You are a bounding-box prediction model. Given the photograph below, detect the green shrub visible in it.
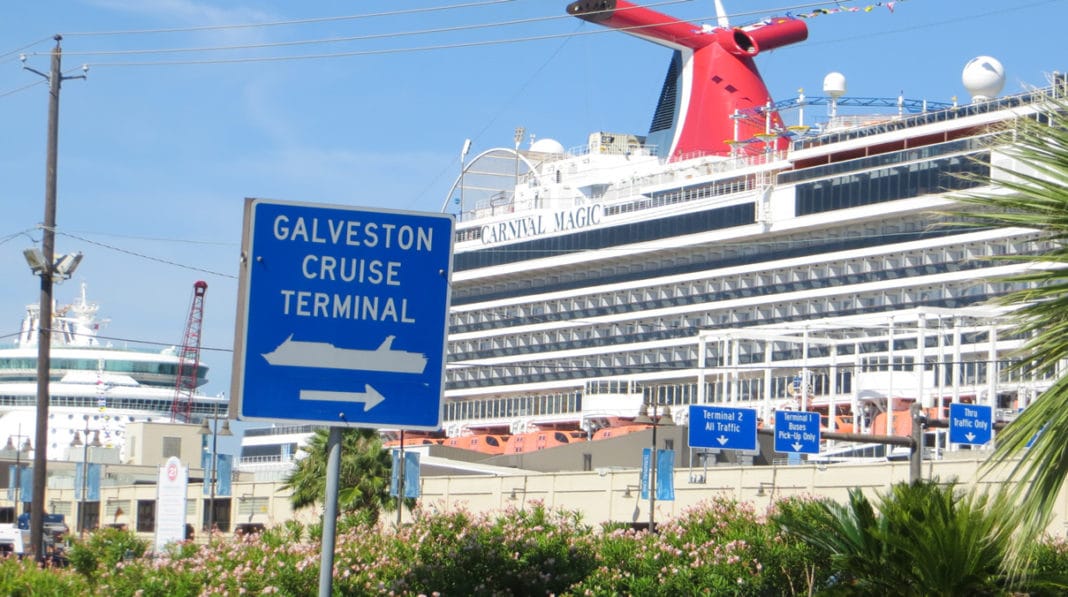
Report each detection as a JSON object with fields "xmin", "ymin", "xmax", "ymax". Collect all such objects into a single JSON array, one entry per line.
[{"xmin": 68, "ymin": 526, "xmax": 148, "ymax": 580}]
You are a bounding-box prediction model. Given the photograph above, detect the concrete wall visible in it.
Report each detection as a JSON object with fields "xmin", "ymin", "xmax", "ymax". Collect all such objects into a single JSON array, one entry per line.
[{"xmin": 34, "ymin": 453, "xmax": 1066, "ymax": 544}]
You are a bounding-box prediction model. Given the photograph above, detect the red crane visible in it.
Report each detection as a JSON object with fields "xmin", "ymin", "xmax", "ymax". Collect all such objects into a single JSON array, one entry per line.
[{"xmin": 172, "ymin": 281, "xmax": 207, "ymax": 422}]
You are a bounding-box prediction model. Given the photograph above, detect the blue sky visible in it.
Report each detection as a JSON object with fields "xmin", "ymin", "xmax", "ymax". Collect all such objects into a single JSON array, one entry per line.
[{"xmin": 1, "ymin": 0, "xmax": 1064, "ymax": 409}]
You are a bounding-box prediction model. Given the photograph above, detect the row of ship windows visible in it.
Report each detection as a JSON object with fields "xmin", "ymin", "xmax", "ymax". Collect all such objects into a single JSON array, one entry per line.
[
  {"xmin": 443, "ymin": 391, "xmax": 582, "ymax": 422},
  {"xmin": 795, "ymin": 153, "xmax": 989, "ymax": 216},
  {"xmin": 0, "ymin": 357, "xmax": 205, "ymax": 380},
  {"xmin": 444, "ymin": 356, "xmax": 1050, "ymax": 426},
  {"xmin": 448, "ymin": 237, "xmax": 1040, "ymax": 358},
  {"xmin": 0, "ymin": 394, "xmax": 217, "ymax": 417},
  {"xmin": 444, "ymin": 284, "xmax": 1024, "ymax": 390},
  {"xmin": 443, "ymin": 359, "xmax": 1023, "ymax": 425},
  {"xmin": 453, "ymin": 151, "xmax": 986, "ymax": 275},
  {"xmin": 607, "ymin": 176, "xmax": 751, "ymax": 216},
  {"xmin": 453, "ymin": 214, "xmax": 940, "ymax": 306},
  {"xmin": 448, "ymin": 281, "xmax": 1016, "ymax": 367},
  {"xmin": 453, "ymin": 203, "xmax": 754, "ymax": 272},
  {"xmin": 452, "ymin": 224, "xmax": 995, "ymax": 331},
  {"xmin": 448, "ymin": 311, "xmax": 1012, "ymax": 391},
  {"xmin": 778, "ymin": 136, "xmax": 990, "ymax": 185}
]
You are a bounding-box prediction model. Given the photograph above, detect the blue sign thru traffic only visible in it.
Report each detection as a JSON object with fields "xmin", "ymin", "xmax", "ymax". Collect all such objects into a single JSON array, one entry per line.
[
  {"xmin": 774, "ymin": 411, "xmax": 820, "ymax": 454},
  {"xmin": 232, "ymin": 198, "xmax": 454, "ymax": 429},
  {"xmin": 949, "ymin": 403, "xmax": 993, "ymax": 445},
  {"xmin": 688, "ymin": 405, "xmax": 758, "ymax": 451}
]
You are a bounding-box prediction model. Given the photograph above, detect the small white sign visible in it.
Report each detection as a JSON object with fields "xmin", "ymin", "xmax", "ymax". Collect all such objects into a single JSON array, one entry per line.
[{"xmin": 154, "ymin": 457, "xmax": 188, "ymax": 552}]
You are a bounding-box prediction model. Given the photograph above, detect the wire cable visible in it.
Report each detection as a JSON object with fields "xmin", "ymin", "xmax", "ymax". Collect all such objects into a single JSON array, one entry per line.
[
  {"xmin": 61, "ymin": 0, "xmax": 520, "ymax": 37},
  {"xmin": 57, "ymin": 231, "xmax": 237, "ymax": 279},
  {"xmin": 0, "ymin": 36, "xmax": 53, "ymax": 61}
]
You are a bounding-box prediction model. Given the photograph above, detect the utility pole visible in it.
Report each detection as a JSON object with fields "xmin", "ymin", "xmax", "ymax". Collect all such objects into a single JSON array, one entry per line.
[{"xmin": 23, "ymin": 35, "xmax": 86, "ymax": 564}]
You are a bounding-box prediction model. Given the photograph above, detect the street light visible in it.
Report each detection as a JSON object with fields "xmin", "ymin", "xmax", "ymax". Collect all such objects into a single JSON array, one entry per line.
[
  {"xmin": 513, "ymin": 126, "xmax": 525, "ymax": 188},
  {"xmin": 635, "ymin": 400, "xmax": 674, "ymax": 532},
  {"xmin": 199, "ymin": 405, "xmax": 232, "ymax": 533},
  {"xmin": 70, "ymin": 416, "xmax": 101, "ymax": 538}
]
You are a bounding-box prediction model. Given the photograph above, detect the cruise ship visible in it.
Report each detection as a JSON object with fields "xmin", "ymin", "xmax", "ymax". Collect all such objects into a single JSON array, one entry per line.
[
  {"xmin": 241, "ymin": 1, "xmax": 1065, "ymax": 468},
  {"xmin": 0, "ymin": 283, "xmax": 226, "ymax": 460}
]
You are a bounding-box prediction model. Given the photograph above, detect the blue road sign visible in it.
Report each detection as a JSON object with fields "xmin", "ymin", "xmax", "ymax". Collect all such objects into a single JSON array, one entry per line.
[
  {"xmin": 949, "ymin": 403, "xmax": 993, "ymax": 445},
  {"xmin": 232, "ymin": 198, "xmax": 454, "ymax": 430},
  {"xmin": 688, "ymin": 405, "xmax": 758, "ymax": 451},
  {"xmin": 774, "ymin": 410, "xmax": 820, "ymax": 454}
]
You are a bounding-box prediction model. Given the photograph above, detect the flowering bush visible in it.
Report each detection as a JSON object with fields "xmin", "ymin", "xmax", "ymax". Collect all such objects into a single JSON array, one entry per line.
[
  {"xmin": 569, "ymin": 496, "xmax": 824, "ymax": 596},
  {"xmin": 12, "ymin": 493, "xmax": 1068, "ymax": 595}
]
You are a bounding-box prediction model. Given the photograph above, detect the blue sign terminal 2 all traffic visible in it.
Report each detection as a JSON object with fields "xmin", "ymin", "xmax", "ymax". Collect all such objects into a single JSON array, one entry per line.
[
  {"xmin": 774, "ymin": 411, "xmax": 820, "ymax": 455},
  {"xmin": 231, "ymin": 198, "xmax": 454, "ymax": 430},
  {"xmin": 949, "ymin": 403, "xmax": 993, "ymax": 446},
  {"xmin": 688, "ymin": 405, "xmax": 758, "ymax": 451}
]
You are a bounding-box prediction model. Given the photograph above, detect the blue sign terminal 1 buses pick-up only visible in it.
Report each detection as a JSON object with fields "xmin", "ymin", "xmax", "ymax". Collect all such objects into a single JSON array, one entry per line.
[
  {"xmin": 774, "ymin": 410, "xmax": 820, "ymax": 455},
  {"xmin": 231, "ymin": 198, "xmax": 454, "ymax": 430}
]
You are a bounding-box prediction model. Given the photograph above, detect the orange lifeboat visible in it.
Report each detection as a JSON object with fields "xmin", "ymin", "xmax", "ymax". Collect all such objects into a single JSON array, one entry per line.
[
  {"xmin": 442, "ymin": 434, "xmax": 508, "ymax": 455},
  {"xmin": 591, "ymin": 424, "xmax": 650, "ymax": 441},
  {"xmin": 505, "ymin": 430, "xmax": 586, "ymax": 454},
  {"xmin": 383, "ymin": 436, "xmax": 441, "ymax": 448}
]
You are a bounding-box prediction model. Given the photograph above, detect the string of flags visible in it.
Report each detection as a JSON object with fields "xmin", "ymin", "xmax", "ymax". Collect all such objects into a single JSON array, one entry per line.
[{"xmin": 788, "ymin": 0, "xmax": 908, "ymax": 19}]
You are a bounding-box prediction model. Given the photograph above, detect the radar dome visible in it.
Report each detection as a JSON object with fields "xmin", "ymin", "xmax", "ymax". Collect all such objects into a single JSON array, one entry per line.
[
  {"xmin": 823, "ymin": 72, "xmax": 847, "ymax": 98},
  {"xmin": 962, "ymin": 56, "xmax": 1005, "ymax": 101},
  {"xmin": 530, "ymin": 138, "xmax": 566, "ymax": 155}
]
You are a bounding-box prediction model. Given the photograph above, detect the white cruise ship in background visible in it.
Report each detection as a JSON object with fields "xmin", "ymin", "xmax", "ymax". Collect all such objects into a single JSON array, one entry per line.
[
  {"xmin": 0, "ymin": 283, "xmax": 225, "ymax": 462},
  {"xmin": 240, "ymin": 0, "xmax": 1066, "ymax": 470}
]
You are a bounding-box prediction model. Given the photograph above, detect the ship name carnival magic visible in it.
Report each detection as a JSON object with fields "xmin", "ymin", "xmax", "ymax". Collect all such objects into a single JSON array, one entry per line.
[{"xmin": 240, "ymin": 0, "xmax": 1068, "ymax": 468}]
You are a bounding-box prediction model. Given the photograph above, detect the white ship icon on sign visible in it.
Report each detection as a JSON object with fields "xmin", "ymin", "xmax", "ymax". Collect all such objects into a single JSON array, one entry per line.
[{"xmin": 262, "ymin": 334, "xmax": 428, "ymax": 375}]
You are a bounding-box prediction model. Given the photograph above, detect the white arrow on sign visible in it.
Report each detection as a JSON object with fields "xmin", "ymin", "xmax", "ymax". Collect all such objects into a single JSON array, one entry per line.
[
  {"xmin": 791, "ymin": 442, "xmax": 804, "ymax": 452},
  {"xmin": 716, "ymin": 436, "xmax": 728, "ymax": 445},
  {"xmin": 964, "ymin": 432, "xmax": 976, "ymax": 442},
  {"xmin": 299, "ymin": 385, "xmax": 386, "ymax": 411}
]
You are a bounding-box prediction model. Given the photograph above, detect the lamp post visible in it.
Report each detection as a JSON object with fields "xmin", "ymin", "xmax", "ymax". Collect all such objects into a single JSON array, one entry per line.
[
  {"xmin": 199, "ymin": 404, "xmax": 231, "ymax": 533},
  {"xmin": 70, "ymin": 415, "xmax": 101, "ymax": 538},
  {"xmin": 513, "ymin": 126, "xmax": 525, "ymax": 188},
  {"xmin": 635, "ymin": 400, "xmax": 674, "ymax": 532}
]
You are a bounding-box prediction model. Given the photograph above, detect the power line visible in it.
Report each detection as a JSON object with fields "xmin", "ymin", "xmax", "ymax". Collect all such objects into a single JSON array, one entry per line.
[
  {"xmin": 0, "ymin": 36, "xmax": 53, "ymax": 61},
  {"xmin": 58, "ymin": 10, "xmax": 578, "ymax": 58},
  {"xmin": 57, "ymin": 231, "xmax": 237, "ymax": 279},
  {"xmin": 60, "ymin": 0, "xmax": 520, "ymax": 37},
  {"xmin": 0, "ymin": 78, "xmax": 47, "ymax": 100},
  {"xmin": 53, "ymin": 0, "xmax": 697, "ymax": 59},
  {"xmin": 60, "ymin": 229, "xmax": 237, "ymax": 247}
]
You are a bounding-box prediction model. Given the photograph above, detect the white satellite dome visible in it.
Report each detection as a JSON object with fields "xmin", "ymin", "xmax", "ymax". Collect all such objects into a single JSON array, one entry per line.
[
  {"xmin": 962, "ymin": 56, "xmax": 1005, "ymax": 102},
  {"xmin": 530, "ymin": 137, "xmax": 566, "ymax": 155},
  {"xmin": 823, "ymin": 72, "xmax": 847, "ymax": 98}
]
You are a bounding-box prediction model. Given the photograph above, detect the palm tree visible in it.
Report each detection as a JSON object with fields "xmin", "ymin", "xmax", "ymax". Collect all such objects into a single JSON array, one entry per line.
[
  {"xmin": 949, "ymin": 91, "xmax": 1068, "ymax": 545},
  {"xmin": 281, "ymin": 427, "xmax": 395, "ymax": 521},
  {"xmin": 773, "ymin": 481, "xmax": 1021, "ymax": 595}
]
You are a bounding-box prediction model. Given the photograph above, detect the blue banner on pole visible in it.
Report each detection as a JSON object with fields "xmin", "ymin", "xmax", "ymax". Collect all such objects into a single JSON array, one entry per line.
[
  {"xmin": 75, "ymin": 463, "xmax": 101, "ymax": 501},
  {"xmin": 19, "ymin": 466, "xmax": 31, "ymax": 503},
  {"xmin": 6, "ymin": 466, "xmax": 15, "ymax": 502},
  {"xmin": 390, "ymin": 450, "xmax": 420, "ymax": 498},
  {"xmin": 657, "ymin": 449, "xmax": 675, "ymax": 501},
  {"xmin": 202, "ymin": 453, "xmax": 233, "ymax": 497},
  {"xmin": 639, "ymin": 449, "xmax": 675, "ymax": 501},
  {"xmin": 640, "ymin": 447, "xmax": 651, "ymax": 500}
]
